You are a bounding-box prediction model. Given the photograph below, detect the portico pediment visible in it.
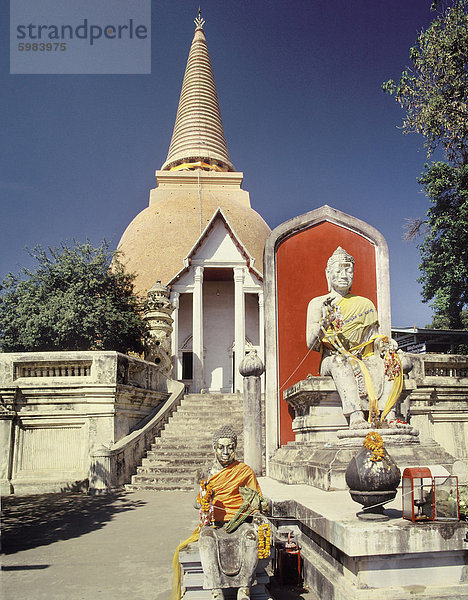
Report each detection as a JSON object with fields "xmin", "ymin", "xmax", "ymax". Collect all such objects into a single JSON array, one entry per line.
[{"xmin": 169, "ymin": 208, "xmax": 262, "ymax": 288}]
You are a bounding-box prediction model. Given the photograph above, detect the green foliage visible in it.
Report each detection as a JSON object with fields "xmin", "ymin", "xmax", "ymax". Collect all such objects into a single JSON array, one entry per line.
[
  {"xmin": 384, "ymin": 1, "xmax": 468, "ymax": 329},
  {"xmin": 0, "ymin": 241, "xmax": 146, "ymax": 353},
  {"xmin": 457, "ymin": 484, "xmax": 468, "ymax": 519},
  {"xmin": 383, "ymin": 0, "xmax": 468, "ymax": 164},
  {"xmin": 417, "ymin": 162, "xmax": 468, "ymax": 328}
]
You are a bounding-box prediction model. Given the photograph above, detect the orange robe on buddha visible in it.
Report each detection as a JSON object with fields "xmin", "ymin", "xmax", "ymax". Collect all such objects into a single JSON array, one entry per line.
[{"xmin": 209, "ymin": 460, "xmax": 262, "ymax": 522}]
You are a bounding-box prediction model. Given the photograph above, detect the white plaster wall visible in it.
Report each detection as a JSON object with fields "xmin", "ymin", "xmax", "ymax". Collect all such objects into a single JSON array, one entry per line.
[{"xmin": 203, "ymin": 280, "xmax": 234, "ymax": 391}]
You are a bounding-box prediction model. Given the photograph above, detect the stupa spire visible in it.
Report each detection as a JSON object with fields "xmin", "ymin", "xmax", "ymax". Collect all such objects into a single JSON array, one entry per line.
[{"xmin": 161, "ymin": 11, "xmax": 235, "ymax": 172}]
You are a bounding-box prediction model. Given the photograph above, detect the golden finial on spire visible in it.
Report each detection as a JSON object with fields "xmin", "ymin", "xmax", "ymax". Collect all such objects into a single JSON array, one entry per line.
[{"xmin": 194, "ymin": 6, "xmax": 205, "ymax": 29}]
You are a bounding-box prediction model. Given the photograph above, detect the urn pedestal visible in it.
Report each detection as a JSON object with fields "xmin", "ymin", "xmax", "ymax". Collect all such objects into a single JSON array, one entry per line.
[{"xmin": 345, "ymin": 442, "xmax": 401, "ymax": 521}]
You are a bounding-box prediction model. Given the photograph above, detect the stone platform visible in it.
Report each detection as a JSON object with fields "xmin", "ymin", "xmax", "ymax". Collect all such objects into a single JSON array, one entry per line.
[
  {"xmin": 259, "ymin": 477, "xmax": 468, "ymax": 600},
  {"xmin": 268, "ymin": 433, "xmax": 459, "ymax": 491}
]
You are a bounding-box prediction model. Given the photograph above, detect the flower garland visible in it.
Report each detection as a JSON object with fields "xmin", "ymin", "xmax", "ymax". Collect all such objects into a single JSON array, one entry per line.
[
  {"xmin": 257, "ymin": 523, "xmax": 271, "ymax": 559},
  {"xmin": 384, "ymin": 350, "xmax": 402, "ymax": 381},
  {"xmin": 363, "ymin": 431, "xmax": 384, "ymax": 462},
  {"xmin": 197, "ymin": 479, "xmax": 215, "ymax": 527}
]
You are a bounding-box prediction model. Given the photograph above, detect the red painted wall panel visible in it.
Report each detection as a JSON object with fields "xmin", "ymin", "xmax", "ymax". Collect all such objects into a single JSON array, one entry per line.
[{"xmin": 276, "ymin": 221, "xmax": 377, "ymax": 445}]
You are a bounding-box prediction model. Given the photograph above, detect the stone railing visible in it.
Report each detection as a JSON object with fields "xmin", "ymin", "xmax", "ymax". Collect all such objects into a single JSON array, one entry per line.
[
  {"xmin": 88, "ymin": 378, "xmax": 185, "ymax": 492},
  {"xmin": 408, "ymin": 352, "xmax": 468, "ymax": 384},
  {"xmin": 406, "ymin": 353, "xmax": 468, "ymax": 463},
  {"xmin": 13, "ymin": 360, "xmax": 92, "ymax": 379},
  {"xmin": 0, "ymin": 351, "xmax": 177, "ymax": 495}
]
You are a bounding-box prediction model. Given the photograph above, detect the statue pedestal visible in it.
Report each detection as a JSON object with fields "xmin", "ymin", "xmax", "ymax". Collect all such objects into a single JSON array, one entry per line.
[
  {"xmin": 270, "ymin": 378, "xmax": 458, "ymax": 491},
  {"xmin": 283, "ymin": 376, "xmax": 417, "ymax": 443},
  {"xmin": 178, "ymin": 544, "xmax": 272, "ymax": 599},
  {"xmin": 260, "ymin": 477, "xmax": 468, "ymax": 600}
]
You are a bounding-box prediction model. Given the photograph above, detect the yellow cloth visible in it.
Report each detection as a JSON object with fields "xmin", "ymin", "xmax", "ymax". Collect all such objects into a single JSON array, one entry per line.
[
  {"xmin": 323, "ymin": 294, "xmax": 402, "ymax": 422},
  {"xmin": 170, "ymin": 526, "xmax": 201, "ymax": 600},
  {"xmin": 334, "ymin": 293, "xmax": 378, "ymax": 349},
  {"xmin": 170, "ymin": 461, "xmax": 262, "ymax": 600}
]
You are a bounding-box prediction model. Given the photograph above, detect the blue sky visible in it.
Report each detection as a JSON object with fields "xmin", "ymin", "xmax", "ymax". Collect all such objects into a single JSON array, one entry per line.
[{"xmin": 1, "ymin": 0, "xmax": 440, "ymax": 326}]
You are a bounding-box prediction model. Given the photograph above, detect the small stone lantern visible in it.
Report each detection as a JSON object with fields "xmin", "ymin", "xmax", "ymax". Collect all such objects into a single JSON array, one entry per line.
[{"xmin": 144, "ymin": 281, "xmax": 173, "ymax": 375}]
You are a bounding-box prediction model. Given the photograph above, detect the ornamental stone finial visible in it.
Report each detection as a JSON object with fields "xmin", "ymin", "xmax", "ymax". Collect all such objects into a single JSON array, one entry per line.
[
  {"xmin": 239, "ymin": 349, "xmax": 265, "ymax": 378},
  {"xmin": 194, "ymin": 7, "xmax": 205, "ymax": 29}
]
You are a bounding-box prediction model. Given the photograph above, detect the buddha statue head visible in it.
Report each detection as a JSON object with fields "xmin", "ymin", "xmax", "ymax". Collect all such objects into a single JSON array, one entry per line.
[
  {"xmin": 212, "ymin": 425, "xmax": 237, "ymax": 468},
  {"xmin": 325, "ymin": 246, "xmax": 355, "ymax": 294}
]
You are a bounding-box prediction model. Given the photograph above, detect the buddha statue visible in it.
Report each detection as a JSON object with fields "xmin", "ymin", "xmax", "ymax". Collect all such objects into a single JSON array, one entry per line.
[
  {"xmin": 197, "ymin": 425, "xmax": 269, "ymax": 600},
  {"xmin": 306, "ymin": 246, "xmax": 404, "ymax": 428}
]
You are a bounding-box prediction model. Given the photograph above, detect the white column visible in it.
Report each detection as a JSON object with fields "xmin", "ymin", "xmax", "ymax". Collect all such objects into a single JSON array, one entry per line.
[
  {"xmin": 193, "ymin": 267, "xmax": 204, "ymax": 392},
  {"xmin": 258, "ymin": 290, "xmax": 264, "ymax": 362},
  {"xmin": 234, "ymin": 267, "xmax": 245, "ymax": 392},
  {"xmin": 170, "ymin": 291, "xmax": 180, "ymax": 379},
  {"xmin": 258, "ymin": 290, "xmax": 265, "ymax": 393}
]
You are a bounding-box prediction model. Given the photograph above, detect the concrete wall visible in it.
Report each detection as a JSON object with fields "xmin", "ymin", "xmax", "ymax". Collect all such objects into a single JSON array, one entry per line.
[{"xmin": 0, "ymin": 351, "xmax": 171, "ymax": 495}]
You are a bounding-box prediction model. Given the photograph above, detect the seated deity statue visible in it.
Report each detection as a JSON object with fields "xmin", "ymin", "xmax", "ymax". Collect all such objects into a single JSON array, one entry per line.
[
  {"xmin": 306, "ymin": 246, "xmax": 404, "ymax": 429},
  {"xmin": 196, "ymin": 425, "xmax": 270, "ymax": 600}
]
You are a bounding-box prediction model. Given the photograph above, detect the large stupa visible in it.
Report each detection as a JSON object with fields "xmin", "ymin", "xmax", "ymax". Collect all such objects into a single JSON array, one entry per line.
[{"xmin": 117, "ymin": 13, "xmax": 270, "ymax": 394}]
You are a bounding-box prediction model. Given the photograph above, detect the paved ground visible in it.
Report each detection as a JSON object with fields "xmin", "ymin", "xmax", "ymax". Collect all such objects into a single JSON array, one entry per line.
[{"xmin": 2, "ymin": 490, "xmax": 312, "ymax": 600}]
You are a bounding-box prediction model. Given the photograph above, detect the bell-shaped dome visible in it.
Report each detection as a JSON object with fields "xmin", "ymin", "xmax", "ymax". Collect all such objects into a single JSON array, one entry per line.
[{"xmin": 117, "ymin": 179, "xmax": 270, "ymax": 295}]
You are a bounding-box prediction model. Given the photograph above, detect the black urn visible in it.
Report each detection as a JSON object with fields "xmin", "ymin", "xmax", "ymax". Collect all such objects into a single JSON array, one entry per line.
[{"xmin": 345, "ymin": 439, "xmax": 401, "ymax": 521}]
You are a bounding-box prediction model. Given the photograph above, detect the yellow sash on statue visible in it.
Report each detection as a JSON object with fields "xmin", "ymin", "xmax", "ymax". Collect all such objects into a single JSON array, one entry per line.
[{"xmin": 322, "ymin": 294, "xmax": 403, "ymax": 422}]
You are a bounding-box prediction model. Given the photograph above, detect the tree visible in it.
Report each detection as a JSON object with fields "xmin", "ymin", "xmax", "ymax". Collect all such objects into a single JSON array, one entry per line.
[
  {"xmin": 417, "ymin": 162, "xmax": 468, "ymax": 328},
  {"xmin": 0, "ymin": 241, "xmax": 147, "ymax": 353},
  {"xmin": 382, "ymin": 0, "xmax": 468, "ymax": 164},
  {"xmin": 383, "ymin": 0, "xmax": 468, "ymax": 329}
]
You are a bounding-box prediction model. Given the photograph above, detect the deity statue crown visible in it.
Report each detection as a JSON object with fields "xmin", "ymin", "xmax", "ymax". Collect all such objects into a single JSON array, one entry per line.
[{"xmin": 327, "ymin": 246, "xmax": 355, "ymax": 268}]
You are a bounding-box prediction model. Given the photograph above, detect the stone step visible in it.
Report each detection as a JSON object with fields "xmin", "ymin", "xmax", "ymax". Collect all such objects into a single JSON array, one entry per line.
[
  {"xmin": 151, "ymin": 438, "xmax": 244, "ymax": 448},
  {"xmin": 143, "ymin": 452, "xmax": 243, "ymax": 464},
  {"xmin": 125, "ymin": 482, "xmax": 195, "ymax": 491},
  {"xmin": 165, "ymin": 413, "xmax": 243, "ymax": 423},
  {"xmin": 128, "ymin": 391, "xmax": 245, "ymax": 491},
  {"xmin": 130, "ymin": 474, "xmax": 198, "ymax": 485},
  {"xmin": 162, "ymin": 423, "xmax": 242, "ymax": 433},
  {"xmin": 179, "ymin": 403, "xmax": 242, "ymax": 410},
  {"xmin": 142, "ymin": 455, "xmax": 211, "ymax": 465},
  {"xmin": 176, "ymin": 397, "xmax": 242, "ymax": 405},
  {"xmin": 170, "ymin": 410, "xmax": 243, "ymax": 419},
  {"xmin": 136, "ymin": 465, "xmax": 203, "ymax": 475}
]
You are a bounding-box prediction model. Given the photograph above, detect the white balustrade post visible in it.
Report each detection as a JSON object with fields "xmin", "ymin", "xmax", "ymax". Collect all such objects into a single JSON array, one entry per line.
[
  {"xmin": 234, "ymin": 267, "xmax": 245, "ymax": 392},
  {"xmin": 171, "ymin": 291, "xmax": 180, "ymax": 379},
  {"xmin": 258, "ymin": 290, "xmax": 265, "ymax": 392},
  {"xmin": 193, "ymin": 267, "xmax": 204, "ymax": 392},
  {"xmin": 258, "ymin": 290, "xmax": 265, "ymax": 363}
]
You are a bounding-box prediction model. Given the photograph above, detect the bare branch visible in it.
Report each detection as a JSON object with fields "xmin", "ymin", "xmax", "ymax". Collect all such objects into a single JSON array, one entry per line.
[{"xmin": 403, "ymin": 217, "xmax": 427, "ymax": 240}]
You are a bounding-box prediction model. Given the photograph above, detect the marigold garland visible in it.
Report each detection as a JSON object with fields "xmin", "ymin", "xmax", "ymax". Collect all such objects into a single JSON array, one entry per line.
[
  {"xmin": 384, "ymin": 350, "xmax": 402, "ymax": 381},
  {"xmin": 197, "ymin": 479, "xmax": 215, "ymax": 527},
  {"xmin": 257, "ymin": 523, "xmax": 271, "ymax": 559},
  {"xmin": 363, "ymin": 431, "xmax": 384, "ymax": 462}
]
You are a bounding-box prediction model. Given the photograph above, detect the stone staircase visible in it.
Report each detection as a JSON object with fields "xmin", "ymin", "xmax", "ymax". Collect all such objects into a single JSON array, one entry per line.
[{"xmin": 126, "ymin": 393, "xmax": 245, "ymax": 491}]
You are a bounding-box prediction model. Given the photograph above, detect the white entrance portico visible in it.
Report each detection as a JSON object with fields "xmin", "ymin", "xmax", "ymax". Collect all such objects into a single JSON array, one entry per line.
[{"xmin": 170, "ymin": 210, "xmax": 263, "ymax": 393}]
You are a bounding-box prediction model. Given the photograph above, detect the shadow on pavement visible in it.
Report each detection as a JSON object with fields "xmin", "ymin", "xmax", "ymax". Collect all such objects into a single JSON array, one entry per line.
[
  {"xmin": 2, "ymin": 491, "xmax": 146, "ymax": 555},
  {"xmin": 268, "ymin": 578, "xmax": 315, "ymax": 599}
]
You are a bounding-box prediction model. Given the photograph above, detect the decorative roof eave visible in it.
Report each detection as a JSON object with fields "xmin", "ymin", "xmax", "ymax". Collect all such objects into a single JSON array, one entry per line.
[{"xmin": 167, "ymin": 207, "xmax": 263, "ymax": 286}]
